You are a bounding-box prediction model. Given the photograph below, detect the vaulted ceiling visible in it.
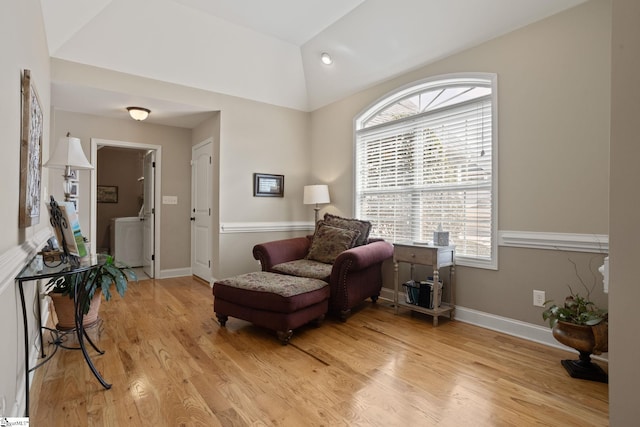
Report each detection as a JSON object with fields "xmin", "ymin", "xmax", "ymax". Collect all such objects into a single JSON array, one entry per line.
[{"xmin": 42, "ymin": 0, "xmax": 586, "ymax": 126}]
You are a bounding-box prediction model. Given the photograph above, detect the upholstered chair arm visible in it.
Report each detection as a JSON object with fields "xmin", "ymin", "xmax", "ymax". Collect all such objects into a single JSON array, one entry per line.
[
  {"xmin": 328, "ymin": 240, "xmax": 393, "ymax": 319},
  {"xmin": 330, "ymin": 241, "xmax": 394, "ymax": 279},
  {"xmin": 253, "ymin": 237, "xmax": 311, "ymax": 271}
]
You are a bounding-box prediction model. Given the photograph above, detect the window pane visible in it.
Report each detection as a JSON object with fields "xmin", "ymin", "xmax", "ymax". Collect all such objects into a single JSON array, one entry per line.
[{"xmin": 355, "ymin": 76, "xmax": 496, "ymax": 265}]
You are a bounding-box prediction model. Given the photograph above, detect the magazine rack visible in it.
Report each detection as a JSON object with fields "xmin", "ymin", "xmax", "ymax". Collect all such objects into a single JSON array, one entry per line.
[{"xmin": 393, "ymin": 243, "xmax": 456, "ymax": 326}]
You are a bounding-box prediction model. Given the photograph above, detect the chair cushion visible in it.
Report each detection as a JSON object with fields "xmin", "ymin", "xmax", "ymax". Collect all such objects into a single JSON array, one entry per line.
[
  {"xmin": 323, "ymin": 213, "xmax": 372, "ymax": 246},
  {"xmin": 306, "ymin": 222, "xmax": 360, "ymax": 264},
  {"xmin": 272, "ymin": 259, "xmax": 332, "ymax": 281}
]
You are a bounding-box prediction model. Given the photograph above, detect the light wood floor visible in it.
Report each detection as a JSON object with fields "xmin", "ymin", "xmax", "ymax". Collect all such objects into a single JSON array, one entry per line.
[{"xmin": 30, "ymin": 276, "xmax": 609, "ymax": 426}]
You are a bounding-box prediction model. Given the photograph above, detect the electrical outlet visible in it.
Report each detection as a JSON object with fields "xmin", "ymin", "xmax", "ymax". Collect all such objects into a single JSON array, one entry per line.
[{"xmin": 533, "ymin": 290, "xmax": 546, "ymax": 307}]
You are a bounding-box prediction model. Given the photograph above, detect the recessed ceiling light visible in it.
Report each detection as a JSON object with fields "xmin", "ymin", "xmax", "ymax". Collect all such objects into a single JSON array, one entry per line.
[
  {"xmin": 320, "ymin": 52, "xmax": 333, "ymax": 65},
  {"xmin": 127, "ymin": 106, "xmax": 151, "ymax": 121}
]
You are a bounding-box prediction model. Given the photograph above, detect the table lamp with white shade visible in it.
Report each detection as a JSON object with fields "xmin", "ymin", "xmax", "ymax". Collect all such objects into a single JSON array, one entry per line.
[
  {"xmin": 44, "ymin": 134, "xmax": 93, "ymax": 204},
  {"xmin": 303, "ymin": 184, "xmax": 330, "ymax": 223}
]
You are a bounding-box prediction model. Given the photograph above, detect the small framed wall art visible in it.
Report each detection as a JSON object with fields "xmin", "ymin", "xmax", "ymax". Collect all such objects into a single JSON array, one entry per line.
[
  {"xmin": 97, "ymin": 185, "xmax": 118, "ymax": 203},
  {"xmin": 253, "ymin": 173, "xmax": 284, "ymax": 197},
  {"xmin": 68, "ymin": 179, "xmax": 79, "ymax": 198}
]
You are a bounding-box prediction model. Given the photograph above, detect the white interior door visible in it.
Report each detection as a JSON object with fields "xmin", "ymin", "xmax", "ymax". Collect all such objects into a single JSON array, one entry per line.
[
  {"xmin": 143, "ymin": 150, "xmax": 155, "ymax": 278},
  {"xmin": 191, "ymin": 140, "xmax": 212, "ymax": 281}
]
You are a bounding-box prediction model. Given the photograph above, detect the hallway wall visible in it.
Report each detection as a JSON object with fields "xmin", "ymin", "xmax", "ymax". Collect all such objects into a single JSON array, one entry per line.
[
  {"xmin": 51, "ymin": 110, "xmax": 193, "ymax": 271},
  {"xmin": 0, "ymin": 0, "xmax": 51, "ymax": 416}
]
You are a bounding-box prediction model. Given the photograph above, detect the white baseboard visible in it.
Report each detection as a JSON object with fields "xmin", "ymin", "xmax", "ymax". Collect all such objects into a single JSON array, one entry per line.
[
  {"xmin": 454, "ymin": 306, "xmax": 608, "ymax": 362},
  {"xmin": 159, "ymin": 267, "xmax": 192, "ymax": 279},
  {"xmin": 454, "ymin": 306, "xmax": 557, "ymax": 348},
  {"xmin": 379, "ymin": 287, "xmax": 395, "ymax": 302},
  {"xmin": 379, "ymin": 288, "xmax": 607, "ymax": 362}
]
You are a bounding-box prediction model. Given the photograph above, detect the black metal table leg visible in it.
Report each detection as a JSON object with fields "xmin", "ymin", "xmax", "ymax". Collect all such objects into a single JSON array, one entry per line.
[
  {"xmin": 16, "ymin": 248, "xmax": 116, "ymax": 417},
  {"xmin": 18, "ymin": 281, "xmax": 30, "ymax": 417},
  {"xmin": 73, "ymin": 271, "xmax": 111, "ymax": 389}
]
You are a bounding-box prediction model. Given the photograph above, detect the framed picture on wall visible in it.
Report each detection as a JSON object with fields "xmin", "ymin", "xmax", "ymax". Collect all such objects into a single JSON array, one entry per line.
[
  {"xmin": 68, "ymin": 179, "xmax": 79, "ymax": 197},
  {"xmin": 253, "ymin": 173, "xmax": 284, "ymax": 197},
  {"xmin": 18, "ymin": 69, "xmax": 43, "ymax": 227},
  {"xmin": 97, "ymin": 185, "xmax": 118, "ymax": 203}
]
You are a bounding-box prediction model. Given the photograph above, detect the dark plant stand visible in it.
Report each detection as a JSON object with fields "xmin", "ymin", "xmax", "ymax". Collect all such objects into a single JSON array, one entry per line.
[
  {"xmin": 16, "ymin": 256, "xmax": 111, "ymax": 416},
  {"xmin": 561, "ymin": 350, "xmax": 608, "ymax": 383}
]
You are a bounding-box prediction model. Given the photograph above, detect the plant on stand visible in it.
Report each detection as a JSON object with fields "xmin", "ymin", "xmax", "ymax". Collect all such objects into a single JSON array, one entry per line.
[
  {"xmin": 542, "ymin": 257, "xmax": 608, "ymax": 383},
  {"xmin": 46, "ymin": 254, "xmax": 136, "ymax": 330}
]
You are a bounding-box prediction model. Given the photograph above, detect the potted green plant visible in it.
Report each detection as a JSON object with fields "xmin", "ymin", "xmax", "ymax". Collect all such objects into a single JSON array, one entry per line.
[
  {"xmin": 46, "ymin": 254, "xmax": 137, "ymax": 330},
  {"xmin": 542, "ymin": 258, "xmax": 608, "ymax": 382},
  {"xmin": 542, "ymin": 292, "xmax": 608, "ymax": 328}
]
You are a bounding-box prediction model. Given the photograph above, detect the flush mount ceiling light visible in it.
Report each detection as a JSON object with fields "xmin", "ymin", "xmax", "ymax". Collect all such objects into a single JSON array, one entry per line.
[
  {"xmin": 320, "ymin": 52, "xmax": 333, "ymax": 65},
  {"xmin": 127, "ymin": 106, "xmax": 151, "ymax": 121}
]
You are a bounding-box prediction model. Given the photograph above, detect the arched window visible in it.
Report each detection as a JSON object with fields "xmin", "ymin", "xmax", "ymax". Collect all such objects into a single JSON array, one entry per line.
[{"xmin": 355, "ymin": 74, "xmax": 497, "ymax": 268}]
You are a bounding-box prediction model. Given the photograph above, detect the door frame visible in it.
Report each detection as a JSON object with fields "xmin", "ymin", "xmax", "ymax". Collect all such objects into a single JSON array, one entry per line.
[{"xmin": 89, "ymin": 138, "xmax": 162, "ymax": 279}]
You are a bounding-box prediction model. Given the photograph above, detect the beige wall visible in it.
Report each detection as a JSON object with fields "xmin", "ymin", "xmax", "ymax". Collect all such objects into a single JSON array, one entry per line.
[
  {"xmin": 310, "ymin": 0, "xmax": 611, "ymax": 326},
  {"xmin": 217, "ymin": 101, "xmax": 311, "ymax": 277},
  {"xmin": 0, "ymin": 1, "xmax": 51, "ymax": 252},
  {"xmin": 609, "ymin": 0, "xmax": 640, "ymax": 422},
  {"xmin": 51, "ymin": 60, "xmax": 311, "ymax": 279},
  {"xmin": 189, "ymin": 105, "xmax": 313, "ymax": 279},
  {"xmin": 0, "ymin": 0, "xmax": 51, "ymax": 416},
  {"xmin": 218, "ymin": 101, "xmax": 311, "ymax": 223},
  {"xmin": 51, "ymin": 110, "xmax": 193, "ymax": 271}
]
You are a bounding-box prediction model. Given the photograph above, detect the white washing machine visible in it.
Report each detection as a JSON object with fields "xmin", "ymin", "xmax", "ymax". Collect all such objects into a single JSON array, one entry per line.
[{"xmin": 110, "ymin": 217, "xmax": 143, "ymax": 267}]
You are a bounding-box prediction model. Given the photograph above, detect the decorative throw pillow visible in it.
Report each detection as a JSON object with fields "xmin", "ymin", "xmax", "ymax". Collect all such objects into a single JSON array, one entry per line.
[
  {"xmin": 323, "ymin": 213, "xmax": 372, "ymax": 246},
  {"xmin": 306, "ymin": 223, "xmax": 360, "ymax": 264}
]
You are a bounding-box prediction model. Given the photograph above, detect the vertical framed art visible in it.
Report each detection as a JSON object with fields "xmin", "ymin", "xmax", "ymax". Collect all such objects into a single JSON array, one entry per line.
[{"xmin": 19, "ymin": 69, "xmax": 43, "ymax": 227}]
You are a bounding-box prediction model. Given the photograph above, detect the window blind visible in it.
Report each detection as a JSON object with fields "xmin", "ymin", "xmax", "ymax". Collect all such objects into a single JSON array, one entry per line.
[{"xmin": 356, "ymin": 86, "xmax": 495, "ymax": 265}]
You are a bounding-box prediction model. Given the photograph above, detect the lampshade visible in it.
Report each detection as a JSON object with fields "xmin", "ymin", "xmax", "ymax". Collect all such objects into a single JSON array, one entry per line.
[
  {"xmin": 44, "ymin": 136, "xmax": 93, "ymax": 170},
  {"xmin": 303, "ymin": 185, "xmax": 330, "ymax": 205},
  {"xmin": 127, "ymin": 106, "xmax": 150, "ymax": 121}
]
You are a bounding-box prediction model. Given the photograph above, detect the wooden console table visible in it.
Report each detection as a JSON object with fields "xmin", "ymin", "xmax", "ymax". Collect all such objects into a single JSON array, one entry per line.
[{"xmin": 393, "ymin": 243, "xmax": 456, "ymax": 326}]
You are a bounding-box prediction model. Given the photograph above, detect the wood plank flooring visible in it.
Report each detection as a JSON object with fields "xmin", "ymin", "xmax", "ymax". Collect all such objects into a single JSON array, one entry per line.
[{"xmin": 29, "ymin": 276, "xmax": 609, "ymax": 426}]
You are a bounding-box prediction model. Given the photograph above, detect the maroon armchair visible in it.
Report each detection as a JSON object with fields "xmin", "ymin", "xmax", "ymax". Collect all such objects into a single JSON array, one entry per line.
[{"xmin": 253, "ymin": 236, "xmax": 393, "ymax": 321}]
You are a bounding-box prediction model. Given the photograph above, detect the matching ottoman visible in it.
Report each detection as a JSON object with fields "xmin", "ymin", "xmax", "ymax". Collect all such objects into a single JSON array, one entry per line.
[{"xmin": 213, "ymin": 271, "xmax": 329, "ymax": 344}]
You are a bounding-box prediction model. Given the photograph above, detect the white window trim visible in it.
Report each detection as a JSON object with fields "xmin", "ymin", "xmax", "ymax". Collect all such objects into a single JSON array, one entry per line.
[{"xmin": 353, "ymin": 72, "xmax": 499, "ymax": 269}]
